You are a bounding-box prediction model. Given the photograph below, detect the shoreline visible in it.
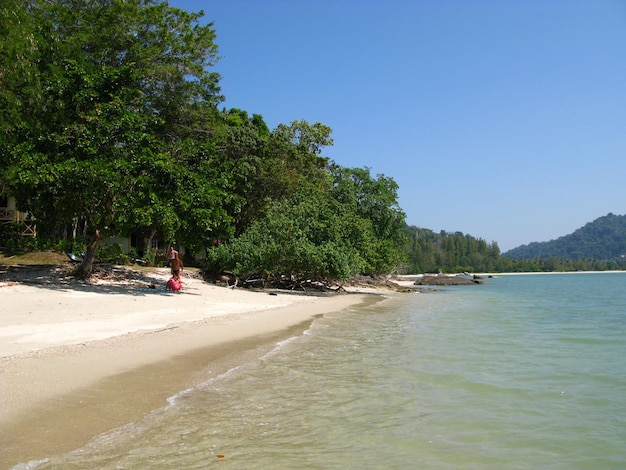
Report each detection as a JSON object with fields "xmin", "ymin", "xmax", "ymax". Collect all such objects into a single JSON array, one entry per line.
[{"xmin": 0, "ymin": 268, "xmax": 384, "ymax": 467}]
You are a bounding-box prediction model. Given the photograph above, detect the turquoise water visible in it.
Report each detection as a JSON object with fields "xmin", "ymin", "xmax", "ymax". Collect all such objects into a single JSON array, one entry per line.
[{"xmin": 18, "ymin": 273, "xmax": 626, "ymax": 469}]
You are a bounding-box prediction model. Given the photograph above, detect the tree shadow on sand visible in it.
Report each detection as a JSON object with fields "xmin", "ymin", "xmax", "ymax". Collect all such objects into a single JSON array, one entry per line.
[{"xmin": 0, "ymin": 264, "xmax": 202, "ymax": 297}]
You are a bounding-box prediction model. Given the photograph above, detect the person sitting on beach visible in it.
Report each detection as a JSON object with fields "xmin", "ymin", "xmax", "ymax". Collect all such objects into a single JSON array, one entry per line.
[{"xmin": 170, "ymin": 252, "xmax": 183, "ymax": 280}]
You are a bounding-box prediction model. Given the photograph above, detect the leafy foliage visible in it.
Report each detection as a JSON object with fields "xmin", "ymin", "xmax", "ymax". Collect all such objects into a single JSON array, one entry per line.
[
  {"xmin": 402, "ymin": 227, "xmax": 502, "ymax": 274},
  {"xmin": 205, "ymin": 168, "xmax": 407, "ymax": 283},
  {"xmin": 206, "ymin": 189, "xmax": 367, "ymax": 283},
  {"xmin": 2, "ymin": 0, "xmax": 226, "ymax": 276},
  {"xmin": 1, "ymin": 1, "xmax": 407, "ymax": 282}
]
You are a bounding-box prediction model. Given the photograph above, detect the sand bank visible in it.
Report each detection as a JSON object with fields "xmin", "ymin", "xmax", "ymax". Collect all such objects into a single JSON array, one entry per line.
[{"xmin": 0, "ymin": 268, "xmax": 378, "ymax": 467}]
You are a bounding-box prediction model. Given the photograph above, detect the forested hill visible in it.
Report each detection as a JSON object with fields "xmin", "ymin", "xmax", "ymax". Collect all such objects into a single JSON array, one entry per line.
[{"xmin": 503, "ymin": 213, "xmax": 626, "ymax": 260}]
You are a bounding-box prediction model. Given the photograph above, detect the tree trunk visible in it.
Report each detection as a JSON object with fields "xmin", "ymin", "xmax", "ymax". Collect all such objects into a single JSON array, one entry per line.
[
  {"xmin": 146, "ymin": 228, "xmax": 157, "ymax": 252},
  {"xmin": 78, "ymin": 229, "xmax": 103, "ymax": 279}
]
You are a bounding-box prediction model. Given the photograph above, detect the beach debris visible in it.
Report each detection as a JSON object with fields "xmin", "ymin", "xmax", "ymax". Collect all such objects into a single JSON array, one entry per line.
[{"xmin": 66, "ymin": 252, "xmax": 83, "ymax": 263}]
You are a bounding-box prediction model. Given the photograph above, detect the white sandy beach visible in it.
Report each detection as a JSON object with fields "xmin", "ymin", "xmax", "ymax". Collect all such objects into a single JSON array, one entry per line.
[{"xmin": 0, "ymin": 267, "xmax": 382, "ymax": 466}]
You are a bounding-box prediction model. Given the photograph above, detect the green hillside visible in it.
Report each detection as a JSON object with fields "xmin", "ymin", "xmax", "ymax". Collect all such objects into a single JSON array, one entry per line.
[{"xmin": 503, "ymin": 213, "xmax": 626, "ymax": 261}]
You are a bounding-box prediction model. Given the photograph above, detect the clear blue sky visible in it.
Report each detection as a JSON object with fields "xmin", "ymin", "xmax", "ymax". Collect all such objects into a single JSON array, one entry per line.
[{"xmin": 170, "ymin": 0, "xmax": 626, "ymax": 252}]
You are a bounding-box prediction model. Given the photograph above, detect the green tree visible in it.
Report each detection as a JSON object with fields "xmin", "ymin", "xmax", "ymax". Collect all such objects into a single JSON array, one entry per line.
[
  {"xmin": 329, "ymin": 166, "xmax": 407, "ymax": 272},
  {"xmin": 206, "ymin": 185, "xmax": 371, "ymax": 283},
  {"xmin": 0, "ymin": 0, "xmax": 41, "ymax": 179},
  {"xmin": 211, "ymin": 109, "xmax": 271, "ymax": 236},
  {"xmin": 205, "ymin": 160, "xmax": 408, "ymax": 283},
  {"xmin": 5, "ymin": 0, "xmax": 224, "ymax": 276},
  {"xmin": 261, "ymin": 120, "xmax": 334, "ymax": 202}
]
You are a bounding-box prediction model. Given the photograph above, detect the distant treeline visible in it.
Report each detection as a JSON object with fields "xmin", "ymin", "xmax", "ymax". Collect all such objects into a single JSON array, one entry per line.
[
  {"xmin": 401, "ymin": 226, "xmax": 626, "ymax": 274},
  {"xmin": 503, "ymin": 213, "xmax": 626, "ymax": 261}
]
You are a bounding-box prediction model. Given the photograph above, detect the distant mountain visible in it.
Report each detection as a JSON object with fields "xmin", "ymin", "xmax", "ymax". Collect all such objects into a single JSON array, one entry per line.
[{"xmin": 503, "ymin": 213, "xmax": 626, "ymax": 260}]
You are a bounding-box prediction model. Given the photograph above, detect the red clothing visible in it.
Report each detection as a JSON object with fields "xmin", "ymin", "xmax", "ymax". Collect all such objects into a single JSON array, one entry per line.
[{"xmin": 166, "ymin": 277, "xmax": 182, "ymax": 291}]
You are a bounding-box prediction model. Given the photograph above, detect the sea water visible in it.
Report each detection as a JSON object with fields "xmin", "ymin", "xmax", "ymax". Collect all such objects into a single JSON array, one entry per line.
[{"xmin": 16, "ymin": 273, "xmax": 626, "ymax": 469}]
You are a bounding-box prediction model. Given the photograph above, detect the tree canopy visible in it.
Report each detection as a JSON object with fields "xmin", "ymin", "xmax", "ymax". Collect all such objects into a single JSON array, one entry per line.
[
  {"xmin": 2, "ymin": 0, "xmax": 229, "ymax": 276},
  {"xmin": 1, "ymin": 0, "xmax": 408, "ymax": 281}
]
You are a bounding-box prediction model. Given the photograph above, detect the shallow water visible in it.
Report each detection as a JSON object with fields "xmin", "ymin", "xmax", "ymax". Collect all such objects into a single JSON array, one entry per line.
[{"xmin": 16, "ymin": 273, "xmax": 626, "ymax": 469}]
